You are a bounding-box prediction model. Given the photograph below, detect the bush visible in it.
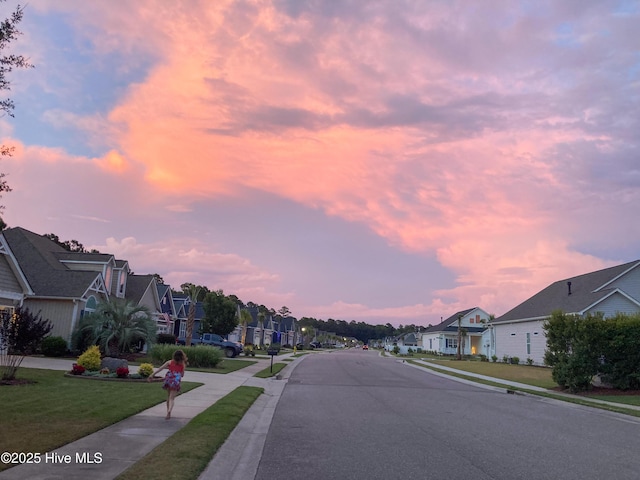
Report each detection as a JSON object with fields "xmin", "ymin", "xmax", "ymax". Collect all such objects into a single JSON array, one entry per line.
[
  {"xmin": 157, "ymin": 333, "xmax": 177, "ymax": 344},
  {"xmin": 511, "ymin": 357, "xmax": 520, "ymax": 365},
  {"xmin": 502, "ymin": 355, "xmax": 509, "ymax": 363},
  {"xmin": 392, "ymin": 345, "xmax": 400, "ymax": 355},
  {"xmin": 526, "ymin": 357, "xmax": 534, "ymax": 366},
  {"xmin": 77, "ymin": 345, "xmax": 101, "ymax": 371},
  {"xmin": 407, "ymin": 347, "xmax": 414, "ymax": 354},
  {"xmin": 148, "ymin": 344, "xmax": 222, "ymax": 369},
  {"xmin": 71, "ymin": 363, "xmax": 85, "ymax": 375},
  {"xmin": 41, "ymin": 336, "xmax": 68, "ymax": 357},
  {"xmin": 416, "ymin": 348, "xmax": 423, "ymax": 353},
  {"xmin": 116, "ymin": 366, "xmax": 129, "ymax": 378},
  {"xmin": 479, "ymin": 354, "xmax": 488, "ymax": 362},
  {"xmin": 491, "ymin": 355, "xmax": 498, "ymax": 363},
  {"xmin": 138, "ymin": 363, "xmax": 154, "ymax": 378}
]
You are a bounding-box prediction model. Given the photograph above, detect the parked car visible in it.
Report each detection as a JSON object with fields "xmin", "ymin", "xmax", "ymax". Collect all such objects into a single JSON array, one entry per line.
[
  {"xmin": 177, "ymin": 333, "xmax": 243, "ymax": 358},
  {"xmin": 362, "ymin": 345, "xmax": 369, "ymax": 350},
  {"xmin": 310, "ymin": 341, "xmax": 322, "ymax": 349}
]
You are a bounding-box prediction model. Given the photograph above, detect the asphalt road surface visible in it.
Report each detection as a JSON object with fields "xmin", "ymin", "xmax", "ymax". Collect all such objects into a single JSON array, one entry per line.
[{"xmin": 255, "ymin": 349, "xmax": 640, "ymax": 480}]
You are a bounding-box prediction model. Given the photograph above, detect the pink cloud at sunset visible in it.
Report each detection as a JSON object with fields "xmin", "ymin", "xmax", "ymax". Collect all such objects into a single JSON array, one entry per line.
[{"xmin": 2, "ymin": 0, "xmax": 638, "ymax": 325}]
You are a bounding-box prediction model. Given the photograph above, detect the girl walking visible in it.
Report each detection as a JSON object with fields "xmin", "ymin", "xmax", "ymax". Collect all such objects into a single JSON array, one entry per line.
[{"xmin": 149, "ymin": 349, "xmax": 187, "ymax": 419}]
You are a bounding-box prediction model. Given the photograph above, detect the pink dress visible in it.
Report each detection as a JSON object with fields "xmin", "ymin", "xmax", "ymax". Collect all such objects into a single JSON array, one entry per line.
[{"xmin": 162, "ymin": 360, "xmax": 185, "ymax": 392}]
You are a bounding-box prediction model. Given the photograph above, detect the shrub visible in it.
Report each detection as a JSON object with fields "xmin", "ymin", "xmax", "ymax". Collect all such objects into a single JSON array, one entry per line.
[
  {"xmin": 77, "ymin": 345, "xmax": 101, "ymax": 371},
  {"xmin": 157, "ymin": 333, "xmax": 177, "ymax": 344},
  {"xmin": 41, "ymin": 336, "xmax": 68, "ymax": 357},
  {"xmin": 71, "ymin": 363, "xmax": 85, "ymax": 375},
  {"xmin": 526, "ymin": 357, "xmax": 534, "ymax": 366},
  {"xmin": 100, "ymin": 368, "xmax": 110, "ymax": 375},
  {"xmin": 502, "ymin": 355, "xmax": 509, "ymax": 363},
  {"xmin": 491, "ymin": 355, "xmax": 498, "ymax": 363},
  {"xmin": 511, "ymin": 357, "xmax": 520, "ymax": 365},
  {"xmin": 407, "ymin": 347, "xmax": 414, "ymax": 354},
  {"xmin": 392, "ymin": 345, "xmax": 400, "ymax": 355},
  {"xmin": 138, "ymin": 363, "xmax": 154, "ymax": 378},
  {"xmin": 479, "ymin": 354, "xmax": 488, "ymax": 362},
  {"xmin": 116, "ymin": 366, "xmax": 129, "ymax": 378},
  {"xmin": 148, "ymin": 344, "xmax": 222, "ymax": 369}
]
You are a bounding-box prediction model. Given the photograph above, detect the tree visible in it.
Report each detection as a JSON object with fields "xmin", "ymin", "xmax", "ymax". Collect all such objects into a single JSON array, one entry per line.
[
  {"xmin": 72, "ymin": 298, "xmax": 155, "ymax": 356},
  {"xmin": 202, "ymin": 290, "xmax": 238, "ymax": 336},
  {"xmin": 151, "ymin": 273, "xmax": 165, "ymax": 285},
  {"xmin": 43, "ymin": 233, "xmax": 100, "ymax": 253},
  {"xmin": 278, "ymin": 306, "xmax": 291, "ymax": 318},
  {"xmin": 239, "ymin": 308, "xmax": 252, "ymax": 345},
  {"xmin": 0, "ymin": 1, "xmax": 33, "ymax": 218},
  {"xmin": 0, "ymin": 306, "xmax": 52, "ymax": 380}
]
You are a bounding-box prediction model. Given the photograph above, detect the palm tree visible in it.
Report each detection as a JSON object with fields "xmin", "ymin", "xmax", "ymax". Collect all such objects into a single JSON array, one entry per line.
[
  {"xmin": 74, "ymin": 298, "xmax": 156, "ymax": 356},
  {"xmin": 239, "ymin": 309, "xmax": 252, "ymax": 345}
]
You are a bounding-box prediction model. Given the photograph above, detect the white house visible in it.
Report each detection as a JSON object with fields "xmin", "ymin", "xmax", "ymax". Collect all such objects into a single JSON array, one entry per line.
[
  {"xmin": 422, "ymin": 307, "xmax": 490, "ymax": 356},
  {"xmin": 490, "ymin": 260, "xmax": 640, "ymax": 365}
]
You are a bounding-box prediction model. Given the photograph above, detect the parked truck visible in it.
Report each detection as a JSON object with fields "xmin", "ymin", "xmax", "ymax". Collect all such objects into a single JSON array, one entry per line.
[{"xmin": 178, "ymin": 333, "xmax": 243, "ymax": 358}]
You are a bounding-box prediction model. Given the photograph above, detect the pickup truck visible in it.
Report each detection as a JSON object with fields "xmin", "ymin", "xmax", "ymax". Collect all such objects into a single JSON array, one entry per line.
[{"xmin": 178, "ymin": 333, "xmax": 243, "ymax": 358}]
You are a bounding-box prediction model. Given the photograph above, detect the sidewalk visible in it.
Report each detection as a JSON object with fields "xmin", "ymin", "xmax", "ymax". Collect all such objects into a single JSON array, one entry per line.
[
  {"xmin": 405, "ymin": 357, "xmax": 640, "ymax": 412},
  {"xmin": 0, "ymin": 354, "xmax": 298, "ymax": 480}
]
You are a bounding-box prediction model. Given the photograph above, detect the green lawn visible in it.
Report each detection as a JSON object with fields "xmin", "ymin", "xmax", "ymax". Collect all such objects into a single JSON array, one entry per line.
[
  {"xmin": 0, "ymin": 368, "xmax": 201, "ymax": 471},
  {"xmin": 417, "ymin": 359, "xmax": 640, "ymax": 407},
  {"xmin": 425, "ymin": 359, "xmax": 557, "ymax": 389},
  {"xmin": 186, "ymin": 358, "xmax": 257, "ymax": 374},
  {"xmin": 117, "ymin": 386, "xmax": 263, "ymax": 480},
  {"xmin": 254, "ymin": 363, "xmax": 287, "ymax": 378}
]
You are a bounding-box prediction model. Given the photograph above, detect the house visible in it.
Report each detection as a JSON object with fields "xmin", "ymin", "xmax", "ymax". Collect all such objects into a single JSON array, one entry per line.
[
  {"xmin": 157, "ymin": 283, "xmax": 177, "ymax": 335},
  {"xmin": 421, "ymin": 308, "xmax": 490, "ymax": 356},
  {"xmin": 490, "ymin": 260, "xmax": 640, "ymax": 365},
  {"xmin": 2, "ymin": 227, "xmax": 113, "ymax": 344},
  {"xmin": 124, "ymin": 274, "xmax": 166, "ymax": 333},
  {"xmin": 0, "ymin": 231, "xmax": 33, "ymax": 328}
]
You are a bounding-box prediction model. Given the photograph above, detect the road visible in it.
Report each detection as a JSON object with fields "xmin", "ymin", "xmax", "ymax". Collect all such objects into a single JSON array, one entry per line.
[{"xmin": 255, "ymin": 349, "xmax": 640, "ymax": 480}]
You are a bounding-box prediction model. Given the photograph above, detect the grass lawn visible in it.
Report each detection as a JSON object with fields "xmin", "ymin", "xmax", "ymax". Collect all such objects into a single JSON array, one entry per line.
[
  {"xmin": 415, "ymin": 360, "xmax": 640, "ymax": 408},
  {"xmin": 0, "ymin": 368, "xmax": 201, "ymax": 471},
  {"xmin": 117, "ymin": 386, "xmax": 263, "ymax": 480},
  {"xmin": 254, "ymin": 363, "xmax": 287, "ymax": 378},
  {"xmin": 425, "ymin": 359, "xmax": 557, "ymax": 389},
  {"xmin": 187, "ymin": 358, "xmax": 258, "ymax": 374}
]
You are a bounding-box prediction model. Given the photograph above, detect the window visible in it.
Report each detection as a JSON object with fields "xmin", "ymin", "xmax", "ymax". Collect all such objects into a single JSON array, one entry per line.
[
  {"xmin": 445, "ymin": 338, "xmax": 458, "ymax": 349},
  {"xmin": 85, "ymin": 296, "xmax": 97, "ymax": 313},
  {"xmin": 429, "ymin": 339, "xmax": 432, "ymax": 349},
  {"xmin": 179, "ymin": 320, "xmax": 186, "ymax": 339},
  {"xmin": 526, "ymin": 333, "xmax": 531, "ymax": 355}
]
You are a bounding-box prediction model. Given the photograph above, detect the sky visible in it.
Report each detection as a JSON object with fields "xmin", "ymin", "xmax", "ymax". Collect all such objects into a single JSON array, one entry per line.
[{"xmin": 1, "ymin": 0, "xmax": 639, "ymax": 326}]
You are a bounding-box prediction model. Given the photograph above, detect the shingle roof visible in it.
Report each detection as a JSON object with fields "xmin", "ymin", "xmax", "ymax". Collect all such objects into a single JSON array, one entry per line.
[
  {"xmin": 493, "ymin": 260, "xmax": 640, "ymax": 323},
  {"xmin": 125, "ymin": 274, "xmax": 155, "ymax": 304},
  {"xmin": 3, "ymin": 227, "xmax": 102, "ymax": 297},
  {"xmin": 424, "ymin": 307, "xmax": 477, "ymax": 333}
]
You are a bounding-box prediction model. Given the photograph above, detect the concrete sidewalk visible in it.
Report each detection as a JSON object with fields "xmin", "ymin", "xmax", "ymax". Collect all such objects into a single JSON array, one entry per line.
[{"xmin": 0, "ymin": 354, "xmax": 298, "ymax": 480}]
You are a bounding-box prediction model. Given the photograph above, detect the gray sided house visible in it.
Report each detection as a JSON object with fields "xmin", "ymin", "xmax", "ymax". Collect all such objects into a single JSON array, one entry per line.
[
  {"xmin": 124, "ymin": 274, "xmax": 165, "ymax": 333},
  {"xmin": 2, "ymin": 227, "xmax": 113, "ymax": 345},
  {"xmin": 0, "ymin": 232, "xmax": 33, "ymax": 323},
  {"xmin": 422, "ymin": 307, "xmax": 490, "ymax": 356},
  {"xmin": 490, "ymin": 260, "xmax": 640, "ymax": 365}
]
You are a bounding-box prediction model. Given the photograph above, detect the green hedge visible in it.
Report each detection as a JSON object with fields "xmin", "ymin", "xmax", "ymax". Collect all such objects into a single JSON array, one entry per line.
[
  {"xmin": 148, "ymin": 344, "xmax": 222, "ymax": 369},
  {"xmin": 544, "ymin": 311, "xmax": 640, "ymax": 392},
  {"xmin": 41, "ymin": 336, "xmax": 68, "ymax": 357}
]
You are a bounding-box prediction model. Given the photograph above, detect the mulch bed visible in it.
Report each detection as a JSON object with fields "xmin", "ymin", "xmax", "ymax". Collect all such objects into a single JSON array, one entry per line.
[
  {"xmin": 553, "ymin": 386, "xmax": 640, "ymax": 396},
  {"xmin": 0, "ymin": 378, "xmax": 36, "ymax": 386}
]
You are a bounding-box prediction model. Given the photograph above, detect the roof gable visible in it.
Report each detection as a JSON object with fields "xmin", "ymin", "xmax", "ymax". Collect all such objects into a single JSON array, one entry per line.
[
  {"xmin": 3, "ymin": 227, "xmax": 107, "ymax": 298},
  {"xmin": 494, "ymin": 260, "xmax": 640, "ymax": 323}
]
